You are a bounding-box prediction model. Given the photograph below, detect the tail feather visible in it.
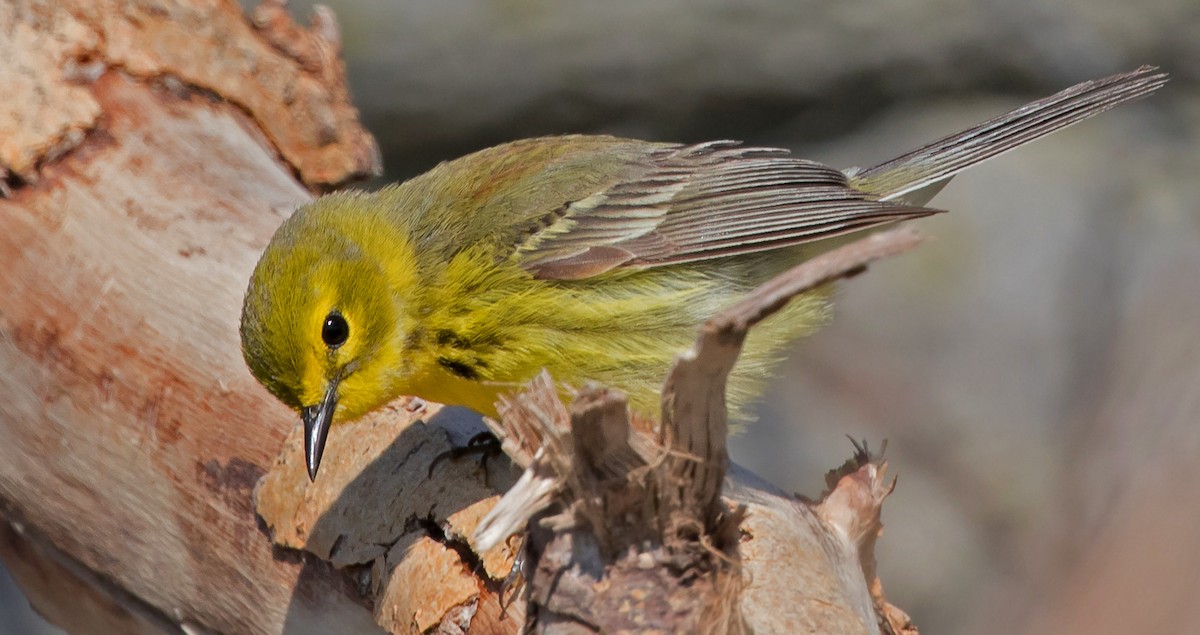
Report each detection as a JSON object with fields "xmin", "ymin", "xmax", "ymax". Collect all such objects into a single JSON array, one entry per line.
[{"xmin": 847, "ymin": 66, "xmax": 1169, "ymax": 202}]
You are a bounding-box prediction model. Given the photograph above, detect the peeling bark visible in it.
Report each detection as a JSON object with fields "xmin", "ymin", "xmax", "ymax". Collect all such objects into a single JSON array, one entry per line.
[{"xmin": 0, "ymin": 1, "xmax": 380, "ymax": 633}]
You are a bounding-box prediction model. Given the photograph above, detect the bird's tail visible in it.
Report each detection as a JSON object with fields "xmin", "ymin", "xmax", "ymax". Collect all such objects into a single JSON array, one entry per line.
[{"xmin": 846, "ymin": 66, "xmax": 1168, "ymax": 206}]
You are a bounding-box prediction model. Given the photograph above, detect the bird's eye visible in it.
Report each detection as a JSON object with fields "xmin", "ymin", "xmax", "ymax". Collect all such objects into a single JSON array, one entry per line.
[{"xmin": 321, "ymin": 311, "xmax": 349, "ymax": 349}]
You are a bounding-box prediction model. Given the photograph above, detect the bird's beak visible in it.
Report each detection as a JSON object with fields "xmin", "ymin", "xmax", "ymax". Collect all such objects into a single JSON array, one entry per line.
[{"xmin": 301, "ymin": 382, "xmax": 338, "ymax": 482}]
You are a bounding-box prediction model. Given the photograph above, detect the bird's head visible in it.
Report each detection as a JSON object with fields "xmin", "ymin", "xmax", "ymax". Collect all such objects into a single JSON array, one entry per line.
[{"xmin": 240, "ymin": 203, "xmax": 412, "ymax": 481}]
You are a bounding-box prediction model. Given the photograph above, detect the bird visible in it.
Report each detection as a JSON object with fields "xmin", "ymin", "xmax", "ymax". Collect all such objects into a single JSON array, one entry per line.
[{"xmin": 239, "ymin": 67, "xmax": 1166, "ymax": 481}]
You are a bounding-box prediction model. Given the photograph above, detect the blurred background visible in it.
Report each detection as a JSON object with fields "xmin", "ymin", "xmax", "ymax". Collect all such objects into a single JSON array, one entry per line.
[{"xmin": 7, "ymin": 0, "xmax": 1198, "ymax": 632}]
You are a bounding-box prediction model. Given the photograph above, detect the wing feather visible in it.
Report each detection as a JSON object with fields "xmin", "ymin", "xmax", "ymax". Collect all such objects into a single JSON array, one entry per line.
[
  {"xmin": 849, "ymin": 66, "xmax": 1168, "ymax": 201},
  {"xmin": 515, "ymin": 68, "xmax": 1168, "ymax": 280},
  {"xmin": 518, "ymin": 142, "xmax": 938, "ymax": 279}
]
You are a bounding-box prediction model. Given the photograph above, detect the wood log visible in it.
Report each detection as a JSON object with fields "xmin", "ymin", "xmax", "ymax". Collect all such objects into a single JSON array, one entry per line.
[{"xmin": 0, "ymin": 1, "xmax": 381, "ymax": 632}]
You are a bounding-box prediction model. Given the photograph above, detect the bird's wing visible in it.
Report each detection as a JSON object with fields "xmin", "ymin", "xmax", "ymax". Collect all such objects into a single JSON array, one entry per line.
[
  {"xmin": 514, "ymin": 140, "xmax": 941, "ymax": 280},
  {"xmin": 513, "ymin": 66, "xmax": 1168, "ymax": 280}
]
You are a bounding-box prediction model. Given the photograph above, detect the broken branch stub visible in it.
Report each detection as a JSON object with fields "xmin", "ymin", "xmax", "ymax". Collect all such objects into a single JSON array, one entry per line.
[
  {"xmin": 485, "ymin": 376, "xmax": 745, "ymax": 633},
  {"xmin": 480, "ymin": 226, "xmax": 924, "ymax": 633}
]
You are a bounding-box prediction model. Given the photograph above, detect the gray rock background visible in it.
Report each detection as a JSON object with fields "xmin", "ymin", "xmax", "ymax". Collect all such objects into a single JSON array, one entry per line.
[{"xmin": 6, "ymin": 1, "xmax": 1198, "ymax": 632}]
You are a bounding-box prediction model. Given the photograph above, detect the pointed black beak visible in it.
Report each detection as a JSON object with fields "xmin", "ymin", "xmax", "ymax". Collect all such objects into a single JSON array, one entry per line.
[{"xmin": 301, "ymin": 383, "xmax": 338, "ymax": 482}]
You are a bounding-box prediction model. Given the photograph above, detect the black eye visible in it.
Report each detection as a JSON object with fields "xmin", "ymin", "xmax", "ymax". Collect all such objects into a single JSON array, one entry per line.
[{"xmin": 321, "ymin": 311, "xmax": 349, "ymax": 349}]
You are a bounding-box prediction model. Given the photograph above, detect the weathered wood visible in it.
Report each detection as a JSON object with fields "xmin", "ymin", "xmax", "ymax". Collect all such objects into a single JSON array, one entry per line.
[
  {"xmin": 0, "ymin": 1, "xmax": 381, "ymax": 632},
  {"xmin": 254, "ymin": 401, "xmax": 525, "ymax": 634},
  {"xmin": 0, "ymin": 520, "xmax": 172, "ymax": 635}
]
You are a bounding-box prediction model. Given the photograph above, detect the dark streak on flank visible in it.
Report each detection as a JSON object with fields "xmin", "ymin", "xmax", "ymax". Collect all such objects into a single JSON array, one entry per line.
[
  {"xmin": 437, "ymin": 357, "xmax": 480, "ymax": 380},
  {"xmin": 434, "ymin": 328, "xmax": 503, "ymax": 350},
  {"xmin": 434, "ymin": 329, "xmax": 472, "ymax": 349}
]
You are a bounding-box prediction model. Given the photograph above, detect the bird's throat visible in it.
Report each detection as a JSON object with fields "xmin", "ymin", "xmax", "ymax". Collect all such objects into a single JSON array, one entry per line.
[{"xmin": 400, "ymin": 362, "xmax": 507, "ymax": 419}]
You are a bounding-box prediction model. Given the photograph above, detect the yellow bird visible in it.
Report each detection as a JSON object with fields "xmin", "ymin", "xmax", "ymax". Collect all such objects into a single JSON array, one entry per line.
[{"xmin": 240, "ymin": 68, "xmax": 1165, "ymax": 480}]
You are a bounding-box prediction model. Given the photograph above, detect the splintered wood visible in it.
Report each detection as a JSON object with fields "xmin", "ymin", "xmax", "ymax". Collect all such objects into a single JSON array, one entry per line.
[{"xmin": 480, "ymin": 227, "xmax": 924, "ymax": 634}]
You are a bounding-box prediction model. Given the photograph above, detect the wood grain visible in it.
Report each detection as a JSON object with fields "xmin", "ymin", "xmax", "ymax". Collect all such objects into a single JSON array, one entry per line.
[{"xmin": 0, "ymin": 1, "xmax": 381, "ymax": 632}]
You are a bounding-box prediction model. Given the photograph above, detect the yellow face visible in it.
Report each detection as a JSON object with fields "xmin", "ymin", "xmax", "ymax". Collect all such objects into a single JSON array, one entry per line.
[
  {"xmin": 248, "ymin": 253, "xmax": 409, "ymax": 405},
  {"xmin": 239, "ymin": 206, "xmax": 416, "ymax": 479}
]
